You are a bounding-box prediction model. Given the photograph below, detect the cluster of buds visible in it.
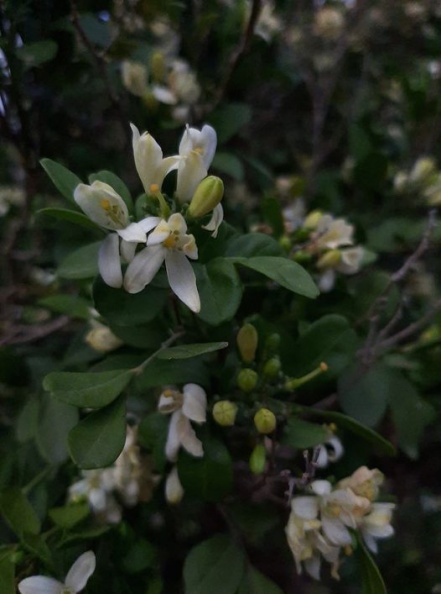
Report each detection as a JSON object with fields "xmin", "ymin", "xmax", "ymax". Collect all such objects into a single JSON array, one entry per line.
[
  {"xmin": 68, "ymin": 427, "xmax": 150, "ymax": 523},
  {"xmin": 74, "ymin": 123, "xmax": 224, "ymax": 312},
  {"xmin": 281, "ymin": 203, "xmax": 365, "ymax": 293},
  {"xmin": 394, "ymin": 156, "xmax": 441, "ymax": 206},
  {"xmin": 286, "ymin": 466, "xmax": 395, "ymax": 580}
]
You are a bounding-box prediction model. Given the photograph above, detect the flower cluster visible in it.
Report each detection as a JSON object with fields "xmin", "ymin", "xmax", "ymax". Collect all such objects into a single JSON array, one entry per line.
[
  {"xmin": 68, "ymin": 427, "xmax": 151, "ymax": 523},
  {"xmin": 74, "ymin": 123, "xmax": 222, "ymax": 312},
  {"xmin": 286, "ymin": 466, "xmax": 395, "ymax": 580},
  {"xmin": 394, "ymin": 156, "xmax": 441, "ymax": 206}
]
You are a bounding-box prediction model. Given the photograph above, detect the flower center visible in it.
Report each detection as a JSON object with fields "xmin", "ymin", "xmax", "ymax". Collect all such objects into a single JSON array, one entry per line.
[{"xmin": 100, "ymin": 198, "xmax": 125, "ymax": 227}]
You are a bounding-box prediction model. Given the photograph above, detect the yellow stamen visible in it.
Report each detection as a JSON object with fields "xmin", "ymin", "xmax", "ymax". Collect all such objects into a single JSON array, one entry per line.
[
  {"xmin": 100, "ymin": 198, "xmax": 111, "ymax": 210},
  {"xmin": 163, "ymin": 236, "xmax": 176, "ymax": 249},
  {"xmin": 150, "ymin": 183, "xmax": 160, "ymax": 194}
]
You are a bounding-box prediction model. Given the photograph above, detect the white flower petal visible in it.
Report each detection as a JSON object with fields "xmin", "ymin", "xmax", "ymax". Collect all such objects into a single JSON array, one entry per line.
[
  {"xmin": 98, "ymin": 233, "xmax": 123, "ymax": 288},
  {"xmin": 362, "ymin": 532, "xmax": 378, "ymax": 554},
  {"xmin": 131, "ymin": 124, "xmax": 162, "ymax": 193},
  {"xmin": 176, "ymin": 152, "xmax": 207, "ymax": 202},
  {"xmin": 182, "ymin": 384, "xmax": 207, "ymax": 423},
  {"xmin": 18, "ymin": 576, "xmax": 63, "ymax": 594},
  {"xmin": 137, "ymin": 216, "xmax": 162, "ymax": 233},
  {"xmin": 117, "ymin": 222, "xmax": 146, "ymax": 243},
  {"xmin": 65, "ymin": 551, "xmax": 96, "ymax": 592},
  {"xmin": 322, "ymin": 516, "xmax": 352, "ymax": 546},
  {"xmin": 326, "ymin": 436, "xmax": 344, "ymax": 462},
  {"xmin": 310, "ymin": 480, "xmax": 332, "ymax": 496},
  {"xmin": 178, "ymin": 415, "xmax": 204, "ymax": 457},
  {"xmin": 202, "ymin": 203, "xmax": 223, "ymax": 238},
  {"xmin": 304, "ymin": 554, "xmax": 321, "ymax": 580},
  {"xmin": 151, "ymin": 84, "xmax": 178, "ymax": 105},
  {"xmin": 74, "ymin": 181, "xmax": 129, "ymax": 230},
  {"xmin": 166, "ymin": 411, "xmax": 183, "ymax": 462},
  {"xmin": 124, "ymin": 245, "xmax": 165, "ymax": 293},
  {"xmin": 165, "ymin": 250, "xmax": 200, "ymax": 312},
  {"xmin": 120, "ymin": 239, "xmax": 137, "ymax": 263},
  {"xmin": 292, "ymin": 496, "xmax": 319, "ymax": 520},
  {"xmin": 200, "ymin": 124, "xmax": 217, "ymax": 168}
]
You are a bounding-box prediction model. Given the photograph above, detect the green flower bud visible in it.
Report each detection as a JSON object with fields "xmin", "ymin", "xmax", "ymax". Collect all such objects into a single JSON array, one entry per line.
[
  {"xmin": 263, "ymin": 356, "xmax": 281, "ymax": 378},
  {"xmin": 303, "ymin": 210, "xmax": 323, "ymax": 230},
  {"xmin": 237, "ymin": 323, "xmax": 259, "ymax": 363},
  {"xmin": 265, "ymin": 333, "xmax": 281, "ymax": 353},
  {"xmin": 249, "ymin": 444, "xmax": 266, "ymax": 474},
  {"xmin": 212, "ymin": 400, "xmax": 238, "ymax": 426},
  {"xmin": 254, "ymin": 408, "xmax": 276, "ymax": 434},
  {"xmin": 279, "ymin": 235, "xmax": 292, "ymax": 252},
  {"xmin": 292, "ymin": 250, "xmax": 312, "ymax": 264},
  {"xmin": 237, "ymin": 368, "xmax": 258, "ymax": 392},
  {"xmin": 317, "ymin": 249, "xmax": 342, "ymax": 269},
  {"xmin": 188, "ymin": 176, "xmax": 224, "ymax": 218}
]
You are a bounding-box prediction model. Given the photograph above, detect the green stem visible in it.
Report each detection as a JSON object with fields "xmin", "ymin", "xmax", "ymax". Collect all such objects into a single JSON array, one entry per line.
[{"xmin": 131, "ymin": 330, "xmax": 185, "ymax": 375}]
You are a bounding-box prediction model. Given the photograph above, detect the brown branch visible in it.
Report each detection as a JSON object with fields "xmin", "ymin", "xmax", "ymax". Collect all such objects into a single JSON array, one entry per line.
[{"xmin": 0, "ymin": 316, "xmax": 70, "ymax": 346}]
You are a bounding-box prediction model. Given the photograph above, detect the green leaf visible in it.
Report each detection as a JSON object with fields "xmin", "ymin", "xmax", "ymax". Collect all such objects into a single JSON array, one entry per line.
[
  {"xmin": 110, "ymin": 321, "xmax": 168, "ymax": 349},
  {"xmin": 157, "ymin": 342, "xmax": 228, "ymax": 360},
  {"xmin": 0, "ymin": 556, "xmax": 14, "ymax": 594},
  {"xmin": 43, "ymin": 369, "xmax": 133, "ymax": 408},
  {"xmin": 89, "ymin": 170, "xmax": 133, "ymax": 213},
  {"xmin": 261, "ymin": 196, "xmax": 284, "ymax": 238},
  {"xmin": 183, "ymin": 535, "xmax": 246, "ymax": 594},
  {"xmin": 68, "ymin": 397, "xmax": 126, "ymax": 469},
  {"xmin": 287, "ymin": 315, "xmax": 359, "ymax": 377},
  {"xmin": 196, "ymin": 259, "xmax": 243, "ymax": 325},
  {"xmin": 212, "ymin": 152, "xmax": 244, "ymax": 181},
  {"xmin": 0, "ymin": 488, "xmax": 40, "ymax": 537},
  {"xmin": 122, "ymin": 540, "xmax": 157, "ymax": 574},
  {"xmin": 38, "ymin": 294, "xmax": 91, "ymax": 320},
  {"xmin": 37, "ymin": 208, "xmax": 101, "ymax": 232},
  {"xmin": 225, "ymin": 233, "xmax": 282, "ymax": 258},
  {"xmin": 300, "ymin": 407, "xmax": 396, "ymax": 456},
  {"xmin": 21, "ymin": 533, "xmax": 52, "ymax": 565},
  {"xmin": 40, "ymin": 158, "xmax": 81, "ymax": 204},
  {"xmin": 138, "ymin": 413, "xmax": 169, "ymax": 472},
  {"xmin": 93, "ymin": 276, "xmax": 167, "ymax": 326},
  {"xmin": 338, "ymin": 363, "xmax": 391, "ymax": 428},
  {"xmin": 233, "ymin": 257, "xmax": 318, "ymax": 298},
  {"xmin": 357, "ymin": 536, "xmax": 387, "ymax": 594},
  {"xmin": 178, "ymin": 432, "xmax": 233, "ymax": 502},
  {"xmin": 16, "ymin": 40, "xmax": 58, "ymax": 67},
  {"xmin": 135, "ymin": 358, "xmax": 210, "ymax": 390},
  {"xmin": 238, "ymin": 566, "xmax": 283, "ymax": 594},
  {"xmin": 49, "ymin": 504, "xmax": 90, "ymax": 529},
  {"xmin": 208, "ymin": 103, "xmax": 252, "ymax": 142},
  {"xmin": 36, "ymin": 396, "xmax": 79, "ymax": 464},
  {"xmin": 281, "ymin": 418, "xmax": 329, "ymax": 449},
  {"xmin": 16, "ymin": 398, "xmax": 39, "ymax": 443},
  {"xmin": 58, "ymin": 242, "xmax": 101, "ymax": 279}
]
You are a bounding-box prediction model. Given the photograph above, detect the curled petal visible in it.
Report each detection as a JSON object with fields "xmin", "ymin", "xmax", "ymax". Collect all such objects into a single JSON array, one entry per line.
[
  {"xmin": 124, "ymin": 245, "xmax": 166, "ymax": 294},
  {"xmin": 99, "ymin": 233, "xmax": 123, "ymax": 288},
  {"xmin": 18, "ymin": 576, "xmax": 64, "ymax": 594},
  {"xmin": 117, "ymin": 222, "xmax": 147, "ymax": 243},
  {"xmin": 165, "ymin": 251, "xmax": 200, "ymax": 312},
  {"xmin": 182, "ymin": 384, "xmax": 207, "ymax": 423},
  {"xmin": 202, "ymin": 203, "xmax": 224, "ymax": 238},
  {"xmin": 178, "ymin": 414, "xmax": 204, "ymax": 457},
  {"xmin": 65, "ymin": 551, "xmax": 96, "ymax": 592}
]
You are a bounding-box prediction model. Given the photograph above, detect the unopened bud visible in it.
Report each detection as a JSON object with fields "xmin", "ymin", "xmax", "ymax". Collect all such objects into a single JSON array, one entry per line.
[
  {"xmin": 249, "ymin": 444, "xmax": 266, "ymax": 474},
  {"xmin": 263, "ymin": 356, "xmax": 281, "ymax": 378},
  {"xmin": 292, "ymin": 250, "xmax": 312, "ymax": 264},
  {"xmin": 85, "ymin": 325, "xmax": 123, "ymax": 353},
  {"xmin": 265, "ymin": 333, "xmax": 281, "ymax": 353},
  {"xmin": 151, "ymin": 51, "xmax": 166, "ymax": 82},
  {"xmin": 279, "ymin": 235, "xmax": 292, "ymax": 251},
  {"xmin": 212, "ymin": 400, "xmax": 238, "ymax": 426},
  {"xmin": 165, "ymin": 467, "xmax": 184, "ymax": 505},
  {"xmin": 237, "ymin": 368, "xmax": 258, "ymax": 392},
  {"xmin": 188, "ymin": 176, "xmax": 224, "ymax": 218},
  {"xmin": 411, "ymin": 157, "xmax": 437, "ymax": 184},
  {"xmin": 303, "ymin": 210, "xmax": 323, "ymax": 230},
  {"xmin": 317, "ymin": 249, "xmax": 342, "ymax": 269},
  {"xmin": 237, "ymin": 323, "xmax": 258, "ymax": 363},
  {"xmin": 254, "ymin": 408, "xmax": 276, "ymax": 434}
]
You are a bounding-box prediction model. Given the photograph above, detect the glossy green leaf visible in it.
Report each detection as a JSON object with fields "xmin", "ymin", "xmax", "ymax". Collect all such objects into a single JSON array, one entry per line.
[
  {"xmin": 36, "ymin": 396, "xmax": 79, "ymax": 464},
  {"xmin": 49, "ymin": 504, "xmax": 90, "ymax": 529},
  {"xmin": 43, "ymin": 369, "xmax": 133, "ymax": 408},
  {"xmin": 16, "ymin": 398, "xmax": 39, "ymax": 443},
  {"xmin": 238, "ymin": 566, "xmax": 284, "ymax": 594},
  {"xmin": 281, "ymin": 417, "xmax": 329, "ymax": 449},
  {"xmin": 212, "ymin": 152, "xmax": 244, "ymax": 181},
  {"xmin": 287, "ymin": 314, "xmax": 359, "ymax": 377},
  {"xmin": 68, "ymin": 397, "xmax": 126, "ymax": 469},
  {"xmin": 0, "ymin": 488, "xmax": 40, "ymax": 537},
  {"xmin": 0, "ymin": 556, "xmax": 14, "ymax": 594},
  {"xmin": 138, "ymin": 413, "xmax": 169, "ymax": 472},
  {"xmin": 178, "ymin": 432, "xmax": 233, "ymax": 502},
  {"xmin": 299, "ymin": 407, "xmax": 396, "ymax": 456},
  {"xmin": 233, "ymin": 257, "xmax": 319, "ymax": 298},
  {"xmin": 183, "ymin": 535, "xmax": 246, "ymax": 594},
  {"xmin": 135, "ymin": 358, "xmax": 210, "ymax": 390},
  {"xmin": 157, "ymin": 342, "xmax": 228, "ymax": 360},
  {"xmin": 196, "ymin": 259, "xmax": 243, "ymax": 325},
  {"xmin": 93, "ymin": 276, "xmax": 167, "ymax": 326},
  {"xmin": 16, "ymin": 40, "xmax": 58, "ymax": 67},
  {"xmin": 37, "ymin": 208, "xmax": 101, "ymax": 232},
  {"xmin": 38, "ymin": 294, "xmax": 91, "ymax": 320},
  {"xmin": 58, "ymin": 242, "xmax": 101, "ymax": 279},
  {"xmin": 225, "ymin": 233, "xmax": 282, "ymax": 258},
  {"xmin": 40, "ymin": 158, "xmax": 81, "ymax": 204},
  {"xmin": 357, "ymin": 537, "xmax": 387, "ymax": 594},
  {"xmin": 89, "ymin": 170, "xmax": 133, "ymax": 212}
]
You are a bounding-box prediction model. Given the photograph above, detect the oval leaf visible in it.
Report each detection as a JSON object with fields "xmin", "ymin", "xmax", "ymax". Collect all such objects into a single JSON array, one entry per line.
[
  {"xmin": 37, "ymin": 208, "xmax": 102, "ymax": 232},
  {"xmin": 58, "ymin": 242, "xmax": 101, "ymax": 279},
  {"xmin": 195, "ymin": 259, "xmax": 243, "ymax": 325},
  {"xmin": 43, "ymin": 369, "xmax": 133, "ymax": 408},
  {"xmin": 40, "ymin": 158, "xmax": 81, "ymax": 204},
  {"xmin": 157, "ymin": 342, "xmax": 228, "ymax": 360},
  {"xmin": 281, "ymin": 417, "xmax": 329, "ymax": 449},
  {"xmin": 357, "ymin": 536, "xmax": 387, "ymax": 594},
  {"xmin": 68, "ymin": 397, "xmax": 126, "ymax": 469},
  {"xmin": 0, "ymin": 488, "xmax": 40, "ymax": 537}
]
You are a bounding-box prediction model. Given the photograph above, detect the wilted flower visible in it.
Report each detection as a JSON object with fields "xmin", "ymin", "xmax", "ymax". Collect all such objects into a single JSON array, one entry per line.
[
  {"xmin": 158, "ymin": 384, "xmax": 207, "ymax": 461},
  {"xmin": 18, "ymin": 551, "xmax": 96, "ymax": 594},
  {"xmin": 124, "ymin": 212, "xmax": 200, "ymax": 312}
]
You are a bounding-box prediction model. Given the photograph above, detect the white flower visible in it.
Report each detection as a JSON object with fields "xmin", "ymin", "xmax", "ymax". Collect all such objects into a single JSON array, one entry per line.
[
  {"xmin": 176, "ymin": 124, "xmax": 217, "ymax": 202},
  {"xmin": 316, "ymin": 435, "xmax": 344, "ymax": 468},
  {"xmin": 337, "ymin": 466, "xmax": 384, "ymax": 502},
  {"xmin": 18, "ymin": 550, "xmax": 96, "ymax": 594},
  {"xmin": 112, "ymin": 426, "xmax": 142, "ymax": 506},
  {"xmin": 122, "ymin": 61, "xmax": 148, "ymax": 97},
  {"xmin": 314, "ymin": 215, "xmax": 354, "ymax": 250},
  {"xmin": 165, "ymin": 466, "xmax": 185, "ymax": 504},
  {"xmin": 74, "ymin": 180, "xmax": 159, "ymax": 288},
  {"xmin": 130, "ymin": 123, "xmax": 180, "ymax": 195},
  {"xmin": 158, "ymin": 384, "xmax": 207, "ymax": 462},
  {"xmin": 124, "ymin": 212, "xmax": 200, "ymax": 312},
  {"xmin": 68, "ymin": 468, "xmax": 122, "ymax": 523},
  {"xmin": 337, "ymin": 246, "xmax": 365, "ymax": 274},
  {"xmin": 361, "ymin": 503, "xmax": 396, "ymax": 553}
]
